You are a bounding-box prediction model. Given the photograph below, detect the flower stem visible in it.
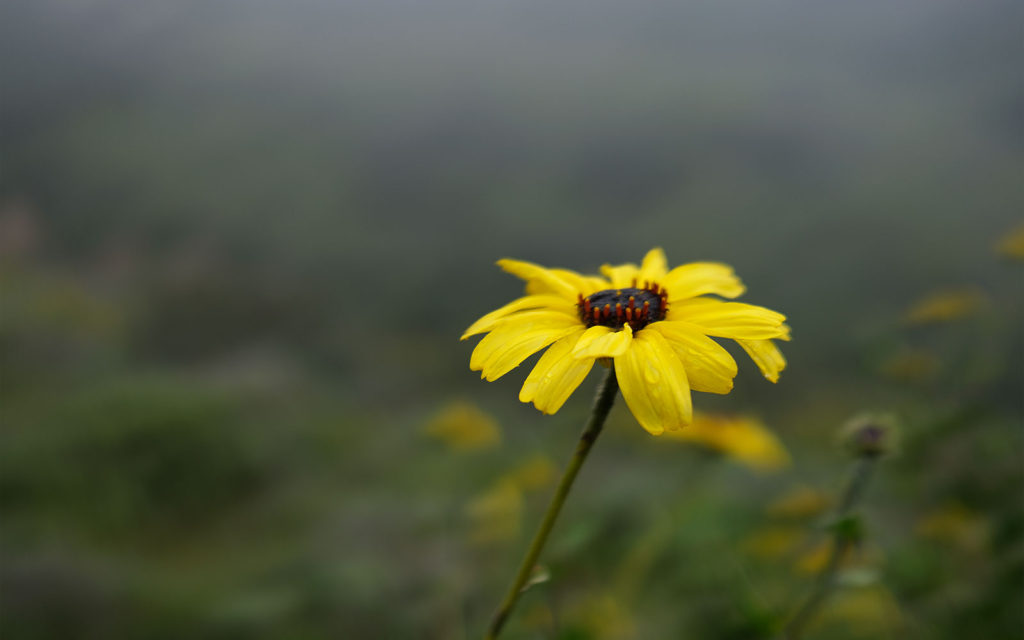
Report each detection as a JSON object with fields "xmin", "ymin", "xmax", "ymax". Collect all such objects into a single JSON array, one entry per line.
[
  {"xmin": 782, "ymin": 456, "xmax": 877, "ymax": 640},
  {"xmin": 485, "ymin": 366, "xmax": 619, "ymax": 640}
]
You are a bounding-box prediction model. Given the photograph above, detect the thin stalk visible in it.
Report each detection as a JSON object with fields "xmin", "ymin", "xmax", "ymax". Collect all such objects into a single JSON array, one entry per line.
[
  {"xmin": 485, "ymin": 366, "xmax": 619, "ymax": 640},
  {"xmin": 782, "ymin": 456, "xmax": 877, "ymax": 640}
]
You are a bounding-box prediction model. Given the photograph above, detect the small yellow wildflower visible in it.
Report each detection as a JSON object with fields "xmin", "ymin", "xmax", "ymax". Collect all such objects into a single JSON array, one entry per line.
[
  {"xmin": 521, "ymin": 602, "xmax": 555, "ymax": 634},
  {"xmin": 462, "ymin": 248, "xmax": 789, "ymax": 434},
  {"xmin": 995, "ymin": 223, "xmax": 1024, "ymax": 260},
  {"xmin": 903, "ymin": 288, "xmax": 985, "ymax": 326},
  {"xmin": 878, "ymin": 347, "xmax": 940, "ymax": 382},
  {"xmin": 508, "ymin": 453, "xmax": 557, "ymax": 492},
  {"xmin": 915, "ymin": 502, "xmax": 990, "ymax": 552},
  {"xmin": 424, "ymin": 400, "xmax": 501, "ymax": 452},
  {"xmin": 820, "ymin": 586, "xmax": 904, "ymax": 634},
  {"xmin": 567, "ymin": 593, "xmax": 636, "ymax": 640},
  {"xmin": 741, "ymin": 526, "xmax": 805, "ymax": 559},
  {"xmin": 663, "ymin": 412, "xmax": 791, "ymax": 472},
  {"xmin": 796, "ymin": 539, "xmax": 840, "ymax": 574},
  {"xmin": 796, "ymin": 540, "xmax": 883, "ymax": 575},
  {"xmin": 465, "ymin": 479, "xmax": 523, "ymax": 545},
  {"xmin": 766, "ymin": 486, "xmax": 832, "ymax": 520}
]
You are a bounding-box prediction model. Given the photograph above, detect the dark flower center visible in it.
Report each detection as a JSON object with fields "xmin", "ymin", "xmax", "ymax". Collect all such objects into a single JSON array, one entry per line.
[{"xmin": 577, "ymin": 284, "xmax": 668, "ymax": 331}]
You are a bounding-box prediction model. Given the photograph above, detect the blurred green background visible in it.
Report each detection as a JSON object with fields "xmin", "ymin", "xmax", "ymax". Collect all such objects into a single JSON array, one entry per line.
[{"xmin": 1, "ymin": 1, "xmax": 1021, "ymax": 638}]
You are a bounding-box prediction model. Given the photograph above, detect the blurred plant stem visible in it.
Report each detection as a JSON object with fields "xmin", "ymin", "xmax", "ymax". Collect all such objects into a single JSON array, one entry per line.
[
  {"xmin": 485, "ymin": 366, "xmax": 619, "ymax": 640},
  {"xmin": 782, "ymin": 455, "xmax": 877, "ymax": 640}
]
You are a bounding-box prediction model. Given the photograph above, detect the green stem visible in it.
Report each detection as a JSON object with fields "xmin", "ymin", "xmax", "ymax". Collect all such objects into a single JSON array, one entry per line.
[
  {"xmin": 485, "ymin": 366, "xmax": 619, "ymax": 640},
  {"xmin": 782, "ymin": 456, "xmax": 877, "ymax": 640}
]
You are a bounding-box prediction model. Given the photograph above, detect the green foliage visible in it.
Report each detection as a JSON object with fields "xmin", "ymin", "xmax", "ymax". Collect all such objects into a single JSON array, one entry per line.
[{"xmin": 1, "ymin": 379, "xmax": 270, "ymax": 539}]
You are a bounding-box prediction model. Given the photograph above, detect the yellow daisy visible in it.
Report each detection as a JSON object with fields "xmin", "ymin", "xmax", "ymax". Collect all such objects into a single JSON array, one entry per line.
[{"xmin": 461, "ymin": 248, "xmax": 790, "ymax": 435}]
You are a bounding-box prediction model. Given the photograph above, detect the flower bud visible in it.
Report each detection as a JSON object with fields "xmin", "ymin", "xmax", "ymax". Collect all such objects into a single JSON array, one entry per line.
[{"xmin": 840, "ymin": 414, "xmax": 898, "ymax": 457}]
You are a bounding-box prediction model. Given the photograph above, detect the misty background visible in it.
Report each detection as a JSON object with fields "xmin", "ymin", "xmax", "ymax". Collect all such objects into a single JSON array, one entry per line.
[{"xmin": 1, "ymin": 1, "xmax": 1021, "ymax": 638}]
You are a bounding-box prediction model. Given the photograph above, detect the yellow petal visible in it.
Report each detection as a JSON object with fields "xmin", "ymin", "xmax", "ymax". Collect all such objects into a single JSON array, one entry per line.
[
  {"xmin": 497, "ymin": 259, "xmax": 578, "ymax": 301},
  {"xmin": 527, "ymin": 268, "xmax": 607, "ymax": 298},
  {"xmin": 469, "ymin": 311, "xmax": 581, "ymax": 378},
  {"xmin": 648, "ymin": 321, "xmax": 738, "ymax": 394},
  {"xmin": 519, "ymin": 329, "xmax": 595, "ymax": 414},
  {"xmin": 614, "ymin": 347, "xmax": 662, "ymax": 435},
  {"xmin": 480, "ymin": 326, "xmax": 582, "ymax": 381},
  {"xmin": 461, "ymin": 295, "xmax": 575, "ymax": 340},
  {"xmin": 469, "ymin": 310, "xmax": 577, "ymax": 370},
  {"xmin": 572, "ymin": 324, "xmax": 633, "ymax": 359},
  {"xmin": 668, "ymin": 299, "xmax": 788, "ymax": 340},
  {"xmin": 737, "ymin": 339, "xmax": 787, "ymax": 383},
  {"xmin": 600, "ymin": 262, "xmax": 640, "ymax": 288},
  {"xmin": 638, "ymin": 247, "xmax": 668, "ymax": 283},
  {"xmin": 614, "ymin": 330, "xmax": 693, "ymax": 435},
  {"xmin": 662, "ymin": 262, "xmax": 746, "ymax": 301}
]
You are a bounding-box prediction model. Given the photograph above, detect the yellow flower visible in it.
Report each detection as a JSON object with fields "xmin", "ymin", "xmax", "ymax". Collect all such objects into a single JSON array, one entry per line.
[
  {"xmin": 508, "ymin": 453, "xmax": 557, "ymax": 491},
  {"xmin": 465, "ymin": 479, "xmax": 523, "ymax": 545},
  {"xmin": 878, "ymin": 347, "xmax": 940, "ymax": 382},
  {"xmin": 662, "ymin": 412, "xmax": 791, "ymax": 472},
  {"xmin": 520, "ymin": 602, "xmax": 555, "ymax": 634},
  {"xmin": 822, "ymin": 586, "xmax": 904, "ymax": 634},
  {"xmin": 462, "ymin": 248, "xmax": 789, "ymax": 435},
  {"xmin": 741, "ymin": 525, "xmax": 805, "ymax": 559},
  {"xmin": 915, "ymin": 502, "xmax": 989, "ymax": 552},
  {"xmin": 766, "ymin": 486, "xmax": 832, "ymax": 520},
  {"xmin": 567, "ymin": 593, "xmax": 636, "ymax": 640},
  {"xmin": 903, "ymin": 288, "xmax": 985, "ymax": 326},
  {"xmin": 995, "ymin": 223, "xmax": 1024, "ymax": 260},
  {"xmin": 796, "ymin": 539, "xmax": 840, "ymax": 574},
  {"xmin": 795, "ymin": 539, "xmax": 883, "ymax": 575},
  {"xmin": 423, "ymin": 400, "xmax": 501, "ymax": 452}
]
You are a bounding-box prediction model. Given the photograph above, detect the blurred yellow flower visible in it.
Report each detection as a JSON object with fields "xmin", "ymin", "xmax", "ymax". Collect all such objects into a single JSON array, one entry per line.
[
  {"xmin": 820, "ymin": 586, "xmax": 904, "ymax": 634},
  {"xmin": 462, "ymin": 248, "xmax": 789, "ymax": 434},
  {"xmin": 878, "ymin": 347, "xmax": 940, "ymax": 382},
  {"xmin": 464, "ymin": 479, "xmax": 523, "ymax": 545},
  {"xmin": 796, "ymin": 539, "xmax": 840, "ymax": 574},
  {"xmin": 766, "ymin": 486, "xmax": 832, "ymax": 520},
  {"xmin": 995, "ymin": 223, "xmax": 1024, "ymax": 260},
  {"xmin": 521, "ymin": 602, "xmax": 555, "ymax": 634},
  {"xmin": 423, "ymin": 400, "xmax": 501, "ymax": 452},
  {"xmin": 741, "ymin": 525, "xmax": 804, "ymax": 559},
  {"xmin": 796, "ymin": 539, "xmax": 883, "ymax": 575},
  {"xmin": 508, "ymin": 453, "xmax": 557, "ymax": 492},
  {"xmin": 568, "ymin": 593, "xmax": 636, "ymax": 640},
  {"xmin": 915, "ymin": 502, "xmax": 990, "ymax": 552},
  {"xmin": 903, "ymin": 288, "xmax": 985, "ymax": 326},
  {"xmin": 663, "ymin": 412, "xmax": 791, "ymax": 472}
]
